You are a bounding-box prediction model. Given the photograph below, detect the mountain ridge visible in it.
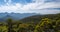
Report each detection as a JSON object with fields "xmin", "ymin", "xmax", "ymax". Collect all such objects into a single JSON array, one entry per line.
[{"xmin": 0, "ymin": 13, "xmax": 38, "ymax": 21}]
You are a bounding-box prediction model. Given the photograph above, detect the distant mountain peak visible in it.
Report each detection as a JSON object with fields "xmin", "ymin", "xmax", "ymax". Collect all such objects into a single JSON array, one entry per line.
[{"xmin": 0, "ymin": 13, "xmax": 37, "ymax": 21}]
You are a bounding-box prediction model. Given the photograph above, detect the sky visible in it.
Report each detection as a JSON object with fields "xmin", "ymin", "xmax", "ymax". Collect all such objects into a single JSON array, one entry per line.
[{"xmin": 0, "ymin": 0, "xmax": 60, "ymax": 14}]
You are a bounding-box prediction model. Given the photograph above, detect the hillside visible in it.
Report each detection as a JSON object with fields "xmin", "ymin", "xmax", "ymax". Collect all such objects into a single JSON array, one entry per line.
[
  {"xmin": 0, "ymin": 13, "xmax": 60, "ymax": 32},
  {"xmin": 20, "ymin": 13, "xmax": 60, "ymax": 23}
]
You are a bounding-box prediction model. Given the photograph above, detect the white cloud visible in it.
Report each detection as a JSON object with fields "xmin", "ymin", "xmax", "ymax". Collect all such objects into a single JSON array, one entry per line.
[
  {"xmin": 0, "ymin": 0, "xmax": 60, "ymax": 14},
  {"xmin": 37, "ymin": 9, "xmax": 60, "ymax": 14},
  {"xmin": 36, "ymin": 3, "xmax": 60, "ymax": 9}
]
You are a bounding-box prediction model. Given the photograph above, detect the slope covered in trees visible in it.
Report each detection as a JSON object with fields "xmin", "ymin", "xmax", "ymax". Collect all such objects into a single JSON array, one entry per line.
[
  {"xmin": 20, "ymin": 13, "xmax": 60, "ymax": 23},
  {"xmin": 0, "ymin": 13, "xmax": 60, "ymax": 32}
]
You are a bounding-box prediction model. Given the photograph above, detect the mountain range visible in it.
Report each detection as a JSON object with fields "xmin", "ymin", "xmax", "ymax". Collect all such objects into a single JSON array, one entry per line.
[{"xmin": 0, "ymin": 12, "xmax": 38, "ymax": 21}]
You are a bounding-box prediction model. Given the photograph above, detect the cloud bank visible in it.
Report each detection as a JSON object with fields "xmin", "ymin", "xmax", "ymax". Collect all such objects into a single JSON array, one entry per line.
[{"xmin": 0, "ymin": 0, "xmax": 60, "ymax": 14}]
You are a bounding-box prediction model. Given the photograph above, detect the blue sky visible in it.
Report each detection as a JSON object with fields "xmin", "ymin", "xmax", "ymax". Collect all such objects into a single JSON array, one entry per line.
[
  {"xmin": 0, "ymin": 0, "xmax": 33, "ymax": 5},
  {"xmin": 0, "ymin": 0, "xmax": 60, "ymax": 14}
]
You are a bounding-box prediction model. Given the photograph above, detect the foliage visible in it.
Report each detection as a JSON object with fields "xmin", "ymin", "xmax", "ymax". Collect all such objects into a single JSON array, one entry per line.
[{"xmin": 0, "ymin": 13, "xmax": 60, "ymax": 32}]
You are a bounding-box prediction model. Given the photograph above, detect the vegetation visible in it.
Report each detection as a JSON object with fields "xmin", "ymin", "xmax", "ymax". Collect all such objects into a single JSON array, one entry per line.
[{"xmin": 0, "ymin": 13, "xmax": 60, "ymax": 32}]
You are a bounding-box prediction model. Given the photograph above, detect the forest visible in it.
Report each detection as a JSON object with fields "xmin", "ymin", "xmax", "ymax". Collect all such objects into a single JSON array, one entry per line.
[{"xmin": 0, "ymin": 13, "xmax": 60, "ymax": 32}]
